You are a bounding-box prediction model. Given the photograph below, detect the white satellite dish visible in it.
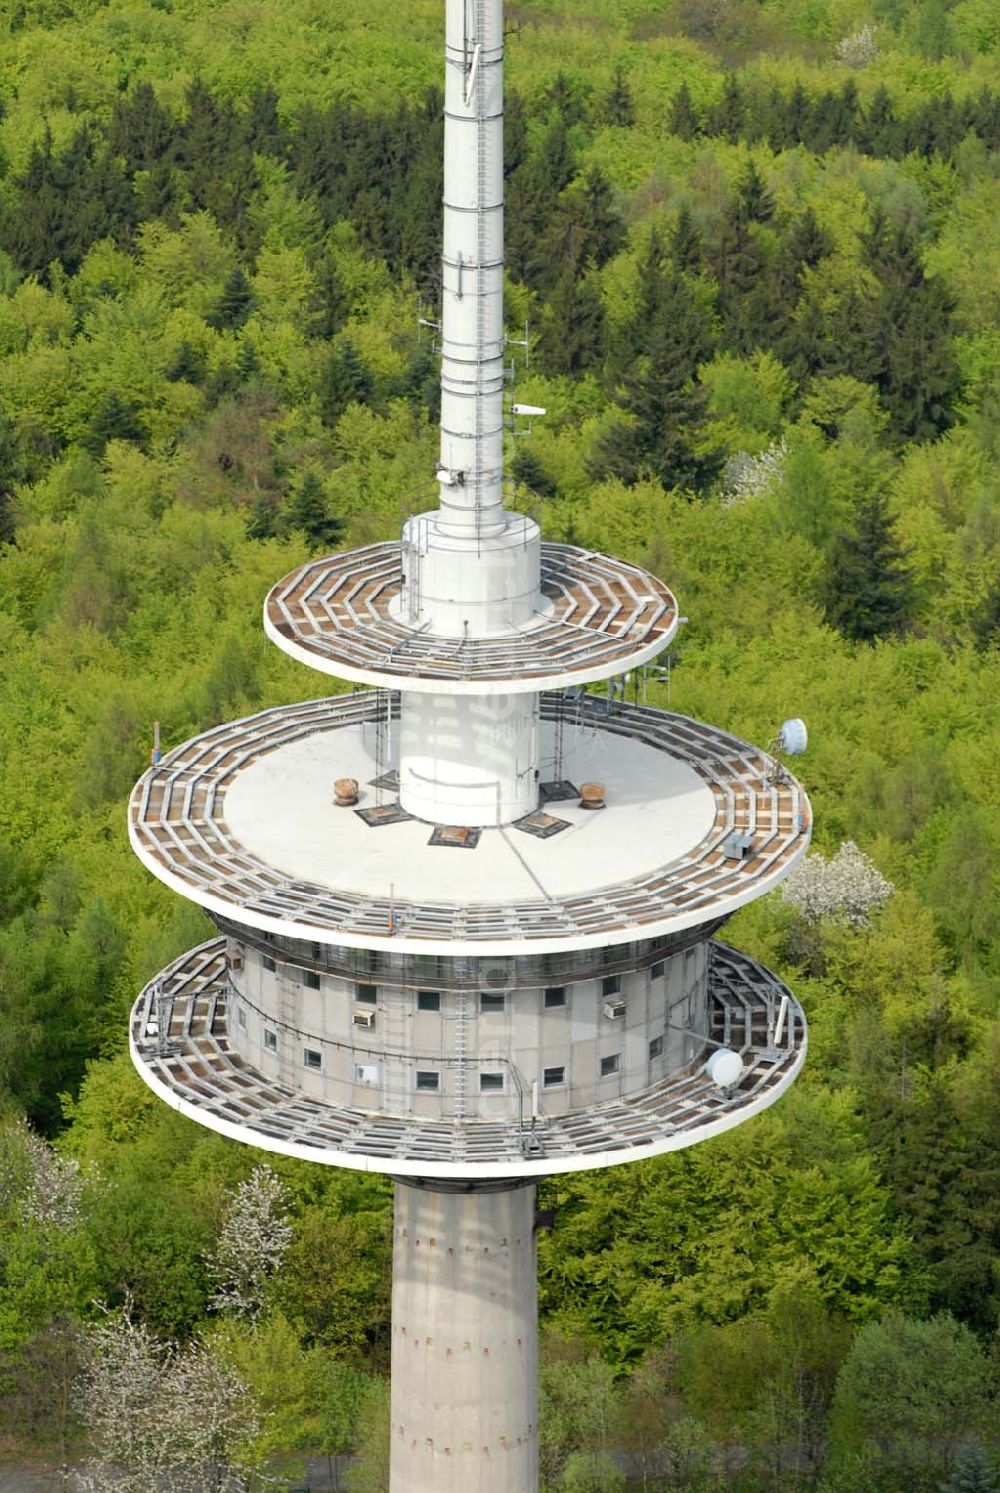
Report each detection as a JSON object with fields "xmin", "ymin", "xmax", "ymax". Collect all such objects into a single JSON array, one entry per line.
[
  {"xmin": 706, "ymin": 1047, "xmax": 744, "ymax": 1088},
  {"xmin": 778, "ymin": 718, "xmax": 808, "ymax": 755}
]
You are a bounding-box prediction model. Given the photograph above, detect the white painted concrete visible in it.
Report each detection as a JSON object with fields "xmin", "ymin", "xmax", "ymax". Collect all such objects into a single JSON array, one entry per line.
[
  {"xmin": 436, "ymin": 0, "xmax": 506, "ymax": 534},
  {"xmin": 399, "ymin": 691, "xmax": 539, "ymax": 826},
  {"xmin": 399, "ymin": 511, "xmax": 542, "ymax": 638},
  {"xmin": 390, "ymin": 1182, "xmax": 538, "ymax": 1492},
  {"xmin": 222, "ymin": 719, "xmax": 716, "ymax": 906}
]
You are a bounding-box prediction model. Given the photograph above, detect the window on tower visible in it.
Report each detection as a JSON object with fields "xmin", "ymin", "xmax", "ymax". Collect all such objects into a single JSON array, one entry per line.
[
  {"xmin": 415, "ymin": 1070, "xmax": 440, "ymax": 1091},
  {"xmin": 480, "ymin": 992, "xmax": 505, "ymax": 1013},
  {"xmin": 544, "ymin": 986, "xmax": 566, "ymax": 1008},
  {"xmin": 600, "ymin": 1053, "xmax": 620, "ymax": 1077},
  {"xmin": 417, "ymin": 991, "xmax": 441, "ymax": 1012},
  {"xmin": 480, "ymin": 1072, "xmax": 504, "ymax": 1092}
]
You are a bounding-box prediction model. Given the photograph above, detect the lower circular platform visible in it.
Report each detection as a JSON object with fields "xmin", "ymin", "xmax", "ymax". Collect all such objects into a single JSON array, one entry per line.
[{"xmin": 129, "ymin": 938, "xmax": 806, "ymax": 1181}]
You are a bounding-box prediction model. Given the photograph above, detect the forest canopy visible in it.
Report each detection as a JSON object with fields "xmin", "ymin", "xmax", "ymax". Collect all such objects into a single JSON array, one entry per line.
[{"xmin": 1, "ymin": 0, "xmax": 1000, "ymax": 1486}]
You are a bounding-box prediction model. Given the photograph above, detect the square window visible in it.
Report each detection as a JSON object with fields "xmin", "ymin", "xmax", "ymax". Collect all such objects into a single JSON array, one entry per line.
[
  {"xmin": 356, "ymin": 1063, "xmax": 378, "ymax": 1085},
  {"xmin": 650, "ymin": 961, "xmax": 665, "ymax": 982},
  {"xmin": 544, "ymin": 986, "xmax": 566, "ymax": 1008},
  {"xmin": 600, "ymin": 1053, "xmax": 620, "ymax": 1077},
  {"xmin": 601, "ymin": 975, "xmax": 620, "ymax": 997},
  {"xmin": 356, "ymin": 983, "xmax": 377, "ymax": 1005},
  {"xmin": 263, "ymin": 1029, "xmax": 277, "ymax": 1052},
  {"xmin": 480, "ymin": 1072, "xmax": 504, "ymax": 1092},
  {"xmin": 417, "ymin": 991, "xmax": 441, "ymax": 1012},
  {"xmin": 262, "ymin": 955, "xmax": 276, "ymax": 972},
  {"xmin": 236, "ymin": 1007, "xmax": 247, "ymax": 1030},
  {"xmin": 303, "ymin": 1048, "xmax": 322, "ymax": 1069},
  {"xmin": 649, "ymin": 1036, "xmax": 664, "ymax": 1060},
  {"xmin": 480, "ymin": 993, "xmax": 505, "ymax": 1013},
  {"xmin": 415, "ymin": 1070, "xmax": 439, "ymax": 1091},
  {"xmin": 302, "ymin": 969, "xmax": 321, "ymax": 990},
  {"xmin": 543, "ymin": 1065, "xmax": 565, "ymax": 1087}
]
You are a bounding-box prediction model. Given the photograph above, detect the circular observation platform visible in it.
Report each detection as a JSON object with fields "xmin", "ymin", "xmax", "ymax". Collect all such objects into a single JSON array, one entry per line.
[
  {"xmin": 130, "ymin": 939, "xmax": 806, "ymax": 1180},
  {"xmin": 263, "ymin": 542, "xmax": 678, "ymax": 693},
  {"xmin": 128, "ymin": 693, "xmax": 811, "ymax": 956}
]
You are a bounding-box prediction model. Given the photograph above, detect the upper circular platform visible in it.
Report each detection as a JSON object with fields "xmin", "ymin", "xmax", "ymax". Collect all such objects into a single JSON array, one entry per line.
[
  {"xmin": 128, "ymin": 693, "xmax": 811, "ymax": 956},
  {"xmin": 263, "ymin": 542, "xmax": 678, "ymax": 694}
]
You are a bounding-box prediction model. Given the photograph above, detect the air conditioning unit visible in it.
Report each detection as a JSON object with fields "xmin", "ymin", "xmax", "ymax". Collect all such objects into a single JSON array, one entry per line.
[
  {"xmin": 603, "ymin": 998, "xmax": 627, "ymax": 1020},
  {"xmin": 228, "ymin": 951, "xmax": 244, "ymax": 972},
  {"xmin": 354, "ymin": 1007, "xmax": 377, "ymax": 1029}
]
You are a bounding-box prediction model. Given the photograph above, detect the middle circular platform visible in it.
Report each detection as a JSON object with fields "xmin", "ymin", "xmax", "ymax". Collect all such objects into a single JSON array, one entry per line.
[
  {"xmin": 129, "ymin": 693, "xmax": 811, "ymax": 955},
  {"xmin": 264, "ymin": 541, "xmax": 679, "ymax": 693}
]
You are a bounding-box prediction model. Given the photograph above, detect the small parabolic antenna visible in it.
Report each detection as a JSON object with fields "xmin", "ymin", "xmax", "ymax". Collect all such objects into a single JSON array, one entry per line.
[
  {"xmin": 706, "ymin": 1047, "xmax": 744, "ymax": 1088},
  {"xmin": 778, "ymin": 718, "xmax": 808, "ymax": 755}
]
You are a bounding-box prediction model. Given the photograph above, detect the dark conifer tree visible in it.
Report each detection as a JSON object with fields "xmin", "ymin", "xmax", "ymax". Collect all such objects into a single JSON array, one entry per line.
[
  {"xmin": 860, "ymin": 84, "xmax": 901, "ymax": 156},
  {"xmin": 2, "ymin": 128, "xmax": 135, "ymax": 278},
  {"xmin": 84, "ymin": 393, "xmax": 148, "ymax": 454},
  {"xmin": 318, "ymin": 339, "xmax": 375, "ymax": 426},
  {"xmin": 166, "ymin": 340, "xmax": 206, "ymax": 385},
  {"xmin": 539, "ymin": 72, "xmax": 591, "ymax": 130},
  {"xmin": 736, "ymin": 160, "xmax": 775, "ymax": 223},
  {"xmin": 783, "ymin": 81, "xmax": 811, "ymax": 148},
  {"xmin": 605, "ymin": 66, "xmax": 635, "ymax": 129},
  {"xmin": 712, "ymin": 75, "xmax": 746, "ymax": 142},
  {"xmin": 246, "ymin": 87, "xmax": 286, "ymax": 157},
  {"xmin": 710, "ymin": 196, "xmax": 768, "ymax": 353},
  {"xmin": 537, "ymin": 267, "xmax": 606, "ymax": 377},
  {"xmin": 825, "ymin": 490, "xmax": 913, "ymax": 642},
  {"xmin": 208, "ymin": 269, "xmax": 255, "ymax": 332},
  {"xmin": 109, "ymin": 81, "xmax": 177, "ymax": 172},
  {"xmin": 786, "ymin": 206, "xmax": 831, "ymax": 269},
  {"xmin": 939, "ymin": 1442, "xmax": 1000, "ymax": 1492},
  {"xmin": 862, "ymin": 213, "xmax": 958, "ymax": 440},
  {"xmin": 594, "ymin": 233, "xmax": 719, "ymax": 492},
  {"xmin": 311, "ymin": 258, "xmax": 347, "ymax": 341},
  {"xmin": 671, "ymin": 204, "xmax": 703, "ymax": 274},
  {"xmin": 284, "ymin": 472, "xmax": 344, "ymax": 550},
  {"xmin": 971, "ymin": 579, "xmax": 1000, "ymax": 653},
  {"xmin": 504, "ymin": 91, "xmax": 529, "ymax": 176},
  {"xmin": 0, "ymin": 412, "xmax": 22, "ymax": 545},
  {"xmin": 973, "ymin": 87, "xmax": 1000, "ymax": 150},
  {"xmin": 511, "ymin": 444, "xmax": 557, "ymax": 500},
  {"xmin": 807, "ymin": 81, "xmax": 859, "ymax": 152},
  {"xmin": 668, "ymin": 82, "xmax": 700, "ymax": 140}
]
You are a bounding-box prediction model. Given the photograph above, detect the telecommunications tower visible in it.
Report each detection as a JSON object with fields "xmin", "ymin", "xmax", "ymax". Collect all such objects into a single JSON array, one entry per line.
[{"xmin": 128, "ymin": 2, "xmax": 811, "ymax": 1488}]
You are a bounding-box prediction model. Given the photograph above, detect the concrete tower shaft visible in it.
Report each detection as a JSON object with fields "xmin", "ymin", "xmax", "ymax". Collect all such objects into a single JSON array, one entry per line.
[{"xmin": 390, "ymin": 1180, "xmax": 539, "ymax": 1492}]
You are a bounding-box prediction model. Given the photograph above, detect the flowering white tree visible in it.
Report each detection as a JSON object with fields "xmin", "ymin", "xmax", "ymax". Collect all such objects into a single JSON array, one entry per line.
[
  {"xmin": 721, "ymin": 438, "xmax": 788, "ymax": 508},
  {"xmin": 782, "ymin": 840, "xmax": 895, "ymax": 927},
  {"xmin": 73, "ymin": 1309, "xmax": 262, "ymax": 1493},
  {"xmin": 835, "ymin": 24, "xmax": 878, "ymax": 67},
  {"xmin": 208, "ymin": 1165, "xmax": 292, "ymax": 1321},
  {"xmin": 0, "ymin": 1116, "xmax": 87, "ymax": 1229}
]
